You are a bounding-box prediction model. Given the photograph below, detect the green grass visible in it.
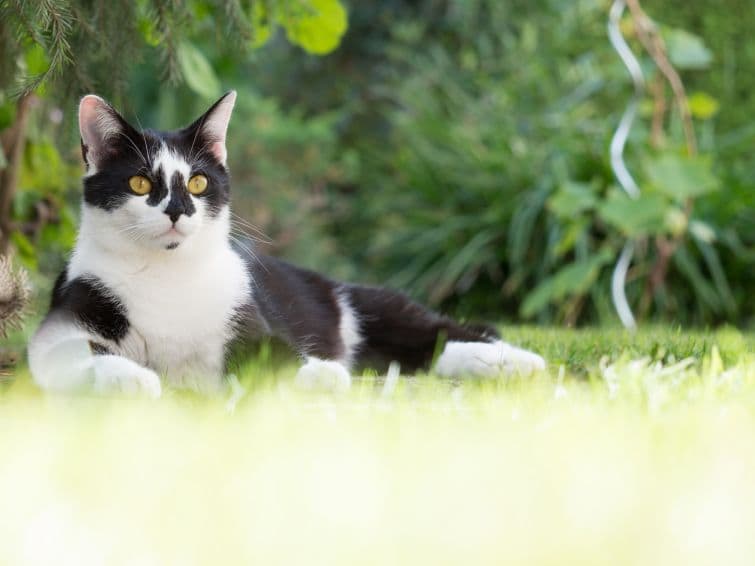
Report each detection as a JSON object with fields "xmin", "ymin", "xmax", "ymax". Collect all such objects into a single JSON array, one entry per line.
[{"xmin": 1, "ymin": 326, "xmax": 754, "ymax": 565}]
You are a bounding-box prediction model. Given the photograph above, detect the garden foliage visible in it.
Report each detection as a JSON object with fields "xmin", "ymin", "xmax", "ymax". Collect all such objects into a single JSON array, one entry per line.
[{"xmin": 0, "ymin": 0, "xmax": 752, "ymax": 327}]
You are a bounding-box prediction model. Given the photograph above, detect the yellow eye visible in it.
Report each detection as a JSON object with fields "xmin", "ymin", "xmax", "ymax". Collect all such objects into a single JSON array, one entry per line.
[
  {"xmin": 187, "ymin": 174, "xmax": 208, "ymax": 195},
  {"xmin": 128, "ymin": 175, "xmax": 152, "ymax": 195}
]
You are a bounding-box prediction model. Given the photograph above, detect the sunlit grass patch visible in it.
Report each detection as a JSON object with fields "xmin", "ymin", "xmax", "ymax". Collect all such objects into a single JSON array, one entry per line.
[{"xmin": 1, "ymin": 326, "xmax": 754, "ymax": 564}]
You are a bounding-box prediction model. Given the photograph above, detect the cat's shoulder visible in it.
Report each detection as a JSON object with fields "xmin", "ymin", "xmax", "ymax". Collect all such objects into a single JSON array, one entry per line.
[{"xmin": 50, "ymin": 263, "xmax": 129, "ymax": 342}]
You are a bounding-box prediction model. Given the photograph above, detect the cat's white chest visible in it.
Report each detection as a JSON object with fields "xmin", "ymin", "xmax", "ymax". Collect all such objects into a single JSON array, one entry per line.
[
  {"xmin": 69, "ymin": 242, "xmax": 250, "ymax": 387},
  {"xmin": 126, "ymin": 252, "xmax": 247, "ymax": 374}
]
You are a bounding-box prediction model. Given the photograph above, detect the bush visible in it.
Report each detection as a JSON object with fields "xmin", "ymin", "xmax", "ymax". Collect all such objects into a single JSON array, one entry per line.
[{"xmin": 282, "ymin": 0, "xmax": 754, "ymax": 326}]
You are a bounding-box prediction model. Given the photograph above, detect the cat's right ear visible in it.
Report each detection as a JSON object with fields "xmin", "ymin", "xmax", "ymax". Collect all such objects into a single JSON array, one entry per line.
[
  {"xmin": 183, "ymin": 91, "xmax": 237, "ymax": 166},
  {"xmin": 78, "ymin": 95, "xmax": 134, "ymax": 173}
]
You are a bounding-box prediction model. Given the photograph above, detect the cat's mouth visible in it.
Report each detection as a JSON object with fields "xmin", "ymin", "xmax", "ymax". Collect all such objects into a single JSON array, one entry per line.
[
  {"xmin": 160, "ymin": 226, "xmax": 185, "ymax": 250},
  {"xmin": 159, "ymin": 226, "xmax": 187, "ymax": 239}
]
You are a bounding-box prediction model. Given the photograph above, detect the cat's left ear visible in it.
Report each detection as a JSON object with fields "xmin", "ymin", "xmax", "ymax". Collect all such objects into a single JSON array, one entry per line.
[
  {"xmin": 79, "ymin": 94, "xmax": 140, "ymax": 172},
  {"xmin": 185, "ymin": 91, "xmax": 236, "ymax": 166}
]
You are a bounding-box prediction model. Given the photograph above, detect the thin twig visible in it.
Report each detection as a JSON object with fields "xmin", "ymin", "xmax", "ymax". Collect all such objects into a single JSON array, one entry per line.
[{"xmin": 625, "ymin": 0, "xmax": 697, "ymax": 156}]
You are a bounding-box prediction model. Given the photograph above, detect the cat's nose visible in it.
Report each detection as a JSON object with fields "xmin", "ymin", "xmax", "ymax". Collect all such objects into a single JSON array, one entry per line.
[
  {"xmin": 163, "ymin": 202, "xmax": 184, "ymax": 224},
  {"xmin": 165, "ymin": 209, "xmax": 181, "ymax": 224},
  {"xmin": 163, "ymin": 189, "xmax": 194, "ymax": 223}
]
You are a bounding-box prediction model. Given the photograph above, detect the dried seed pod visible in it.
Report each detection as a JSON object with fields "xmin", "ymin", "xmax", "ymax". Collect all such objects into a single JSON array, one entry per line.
[{"xmin": 0, "ymin": 256, "xmax": 30, "ymax": 338}]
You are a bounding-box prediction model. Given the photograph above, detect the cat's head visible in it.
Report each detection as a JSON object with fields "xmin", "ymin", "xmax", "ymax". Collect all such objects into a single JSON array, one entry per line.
[{"xmin": 78, "ymin": 92, "xmax": 236, "ymax": 252}]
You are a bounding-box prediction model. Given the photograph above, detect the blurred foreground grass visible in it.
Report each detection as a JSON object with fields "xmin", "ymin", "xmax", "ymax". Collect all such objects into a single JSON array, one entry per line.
[{"xmin": 1, "ymin": 326, "xmax": 754, "ymax": 565}]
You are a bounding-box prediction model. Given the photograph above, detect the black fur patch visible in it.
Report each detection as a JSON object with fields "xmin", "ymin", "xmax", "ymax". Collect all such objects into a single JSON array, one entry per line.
[
  {"xmin": 164, "ymin": 170, "xmax": 196, "ymax": 221},
  {"xmin": 51, "ymin": 266, "xmax": 129, "ymax": 343},
  {"xmin": 84, "ymin": 130, "xmax": 164, "ymax": 211},
  {"xmin": 88, "ymin": 341, "xmax": 113, "ymax": 355},
  {"xmin": 246, "ymin": 255, "xmax": 344, "ymax": 360}
]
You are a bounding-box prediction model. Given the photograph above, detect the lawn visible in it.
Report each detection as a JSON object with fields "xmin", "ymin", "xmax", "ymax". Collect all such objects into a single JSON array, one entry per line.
[{"xmin": 1, "ymin": 326, "xmax": 754, "ymax": 565}]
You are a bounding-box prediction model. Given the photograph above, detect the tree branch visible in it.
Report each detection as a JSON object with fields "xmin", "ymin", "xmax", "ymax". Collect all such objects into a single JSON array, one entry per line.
[{"xmin": 0, "ymin": 93, "xmax": 35, "ymax": 256}]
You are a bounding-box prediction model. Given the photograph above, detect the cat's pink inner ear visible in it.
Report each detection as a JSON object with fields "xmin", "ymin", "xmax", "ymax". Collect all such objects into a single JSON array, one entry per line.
[
  {"xmin": 78, "ymin": 95, "xmax": 122, "ymax": 170},
  {"xmin": 210, "ymin": 141, "xmax": 227, "ymax": 165},
  {"xmin": 203, "ymin": 91, "xmax": 236, "ymax": 165}
]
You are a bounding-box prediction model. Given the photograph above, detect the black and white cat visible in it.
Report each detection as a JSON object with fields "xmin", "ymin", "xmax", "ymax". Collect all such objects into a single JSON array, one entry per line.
[{"xmin": 28, "ymin": 91, "xmax": 545, "ymax": 397}]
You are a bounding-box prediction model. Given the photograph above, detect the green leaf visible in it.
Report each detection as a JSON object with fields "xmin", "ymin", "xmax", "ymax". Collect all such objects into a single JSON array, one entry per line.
[
  {"xmin": 520, "ymin": 250, "xmax": 613, "ymax": 318},
  {"xmin": 664, "ymin": 28, "xmax": 713, "ymax": 70},
  {"xmin": 20, "ymin": 141, "xmax": 60, "ymax": 192},
  {"xmin": 548, "ymin": 181, "xmax": 598, "ymax": 218},
  {"xmin": 693, "ymin": 236, "xmax": 736, "ymax": 314},
  {"xmin": 0, "ymin": 97, "xmax": 16, "ymax": 130},
  {"xmin": 643, "ymin": 154, "xmax": 719, "ymax": 202},
  {"xmin": 250, "ymin": 1, "xmax": 273, "ymax": 48},
  {"xmin": 177, "ymin": 42, "xmax": 222, "ymax": 100},
  {"xmin": 10, "ymin": 231, "xmax": 37, "ymax": 270},
  {"xmin": 673, "ymin": 245, "xmax": 721, "ymax": 311},
  {"xmin": 553, "ymin": 219, "xmax": 587, "ymax": 258},
  {"xmin": 597, "ymin": 192, "xmax": 669, "ymax": 236},
  {"xmin": 24, "ymin": 43, "xmax": 50, "ymax": 76},
  {"xmin": 688, "ymin": 92, "xmax": 719, "ymax": 120},
  {"xmin": 281, "ymin": 0, "xmax": 348, "ymax": 55},
  {"xmin": 137, "ymin": 15, "xmax": 161, "ymax": 47}
]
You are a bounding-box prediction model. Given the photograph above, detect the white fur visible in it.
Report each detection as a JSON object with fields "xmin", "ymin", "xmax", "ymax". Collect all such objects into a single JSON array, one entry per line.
[
  {"xmin": 295, "ymin": 357, "xmax": 352, "ymax": 392},
  {"xmin": 30, "ymin": 199, "xmax": 250, "ymax": 395},
  {"xmin": 336, "ymin": 291, "xmax": 361, "ymax": 368},
  {"xmin": 435, "ymin": 340, "xmax": 546, "ymax": 378},
  {"xmin": 152, "ymin": 143, "xmax": 191, "ymax": 188},
  {"xmin": 92, "ymin": 355, "xmax": 162, "ymax": 398},
  {"xmin": 27, "ymin": 314, "xmax": 161, "ymax": 398},
  {"xmin": 28, "ymin": 315, "xmax": 99, "ymax": 392}
]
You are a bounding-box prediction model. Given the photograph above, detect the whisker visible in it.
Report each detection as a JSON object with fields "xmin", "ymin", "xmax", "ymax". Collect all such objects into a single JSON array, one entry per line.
[
  {"xmin": 229, "ymin": 240, "xmax": 262, "ymax": 271},
  {"xmin": 230, "ymin": 219, "xmax": 269, "ymax": 239},
  {"xmin": 228, "ymin": 233, "xmax": 259, "ymax": 260},
  {"xmin": 188, "ymin": 114, "xmax": 209, "ymax": 164},
  {"xmin": 230, "ymin": 213, "xmax": 272, "ymax": 243},
  {"xmin": 131, "ymin": 113, "xmax": 153, "ymax": 165},
  {"xmin": 230, "ymin": 225, "xmax": 270, "ymax": 245}
]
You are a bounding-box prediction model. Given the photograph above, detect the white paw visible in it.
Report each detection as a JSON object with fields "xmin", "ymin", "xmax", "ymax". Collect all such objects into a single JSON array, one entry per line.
[
  {"xmin": 92, "ymin": 355, "xmax": 162, "ymax": 398},
  {"xmin": 435, "ymin": 340, "xmax": 546, "ymax": 378},
  {"xmin": 295, "ymin": 358, "xmax": 352, "ymax": 392}
]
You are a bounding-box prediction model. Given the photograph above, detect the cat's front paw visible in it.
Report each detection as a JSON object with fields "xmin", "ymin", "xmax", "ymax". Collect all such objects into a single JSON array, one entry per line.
[
  {"xmin": 295, "ymin": 358, "xmax": 352, "ymax": 392},
  {"xmin": 93, "ymin": 355, "xmax": 162, "ymax": 398},
  {"xmin": 435, "ymin": 340, "xmax": 546, "ymax": 378}
]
